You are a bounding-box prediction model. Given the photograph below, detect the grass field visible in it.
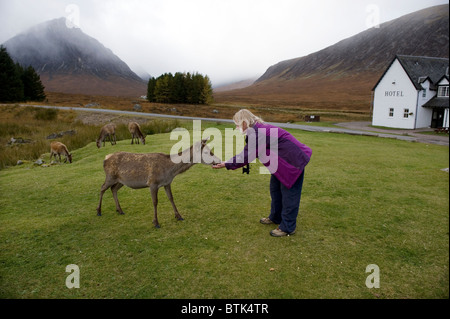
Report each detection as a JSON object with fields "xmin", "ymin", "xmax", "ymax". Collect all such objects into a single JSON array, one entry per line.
[
  {"xmin": 0, "ymin": 123, "xmax": 448, "ymax": 299},
  {"xmin": 0, "ymin": 105, "xmax": 185, "ymax": 169}
]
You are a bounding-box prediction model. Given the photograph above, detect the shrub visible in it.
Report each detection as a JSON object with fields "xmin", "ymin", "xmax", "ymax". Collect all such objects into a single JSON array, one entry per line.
[
  {"xmin": 141, "ymin": 119, "xmax": 182, "ymax": 135},
  {"xmin": 33, "ymin": 108, "xmax": 59, "ymax": 121}
]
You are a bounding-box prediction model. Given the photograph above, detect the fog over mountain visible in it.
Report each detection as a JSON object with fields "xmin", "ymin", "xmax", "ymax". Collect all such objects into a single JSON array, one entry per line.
[{"xmin": 3, "ymin": 18, "xmax": 146, "ymax": 97}]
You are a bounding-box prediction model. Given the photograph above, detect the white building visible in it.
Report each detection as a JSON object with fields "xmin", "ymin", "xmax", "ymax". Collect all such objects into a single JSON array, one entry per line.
[{"xmin": 372, "ymin": 55, "xmax": 449, "ymax": 129}]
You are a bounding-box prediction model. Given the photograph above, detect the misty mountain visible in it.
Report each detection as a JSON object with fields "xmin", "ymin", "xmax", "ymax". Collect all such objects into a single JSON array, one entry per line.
[
  {"xmin": 213, "ymin": 76, "xmax": 259, "ymax": 92},
  {"xmin": 215, "ymin": 4, "xmax": 449, "ymax": 110},
  {"xmin": 3, "ymin": 18, "xmax": 146, "ymax": 97},
  {"xmin": 257, "ymin": 4, "xmax": 449, "ymax": 82}
]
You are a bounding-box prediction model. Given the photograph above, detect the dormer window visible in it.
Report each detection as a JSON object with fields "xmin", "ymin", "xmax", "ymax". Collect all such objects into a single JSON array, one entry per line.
[{"xmin": 438, "ymin": 86, "xmax": 449, "ymax": 97}]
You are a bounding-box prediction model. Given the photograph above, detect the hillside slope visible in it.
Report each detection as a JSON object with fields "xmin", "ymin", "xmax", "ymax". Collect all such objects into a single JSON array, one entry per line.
[
  {"xmin": 215, "ymin": 4, "xmax": 449, "ymax": 110},
  {"xmin": 3, "ymin": 18, "xmax": 147, "ymax": 97}
]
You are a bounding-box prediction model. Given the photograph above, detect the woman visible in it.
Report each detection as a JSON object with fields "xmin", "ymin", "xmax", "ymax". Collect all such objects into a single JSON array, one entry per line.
[{"xmin": 213, "ymin": 109, "xmax": 312, "ymax": 237}]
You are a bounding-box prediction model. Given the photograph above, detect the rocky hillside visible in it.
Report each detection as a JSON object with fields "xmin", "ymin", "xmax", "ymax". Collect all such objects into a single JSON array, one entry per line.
[
  {"xmin": 215, "ymin": 4, "xmax": 449, "ymax": 110},
  {"xmin": 3, "ymin": 18, "xmax": 147, "ymax": 97}
]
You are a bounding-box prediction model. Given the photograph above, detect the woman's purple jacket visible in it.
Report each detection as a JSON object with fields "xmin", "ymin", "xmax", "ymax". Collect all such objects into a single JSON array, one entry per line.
[{"xmin": 225, "ymin": 122, "xmax": 312, "ymax": 189}]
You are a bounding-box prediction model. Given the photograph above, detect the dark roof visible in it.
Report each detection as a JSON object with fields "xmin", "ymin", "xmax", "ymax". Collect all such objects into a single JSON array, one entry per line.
[
  {"xmin": 397, "ymin": 55, "xmax": 449, "ymax": 90},
  {"xmin": 436, "ymin": 75, "xmax": 449, "ymax": 84},
  {"xmin": 373, "ymin": 55, "xmax": 449, "ymax": 91},
  {"xmin": 422, "ymin": 96, "xmax": 449, "ymax": 108}
]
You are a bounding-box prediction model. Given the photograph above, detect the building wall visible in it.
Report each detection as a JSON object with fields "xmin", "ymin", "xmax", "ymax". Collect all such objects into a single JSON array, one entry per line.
[
  {"xmin": 437, "ymin": 77, "xmax": 449, "ymax": 129},
  {"xmin": 438, "ymin": 77, "xmax": 449, "ymax": 86},
  {"xmin": 416, "ymin": 80, "xmax": 434, "ymax": 128},
  {"xmin": 443, "ymin": 109, "xmax": 449, "ymax": 128},
  {"xmin": 372, "ymin": 59, "xmax": 419, "ymax": 129}
]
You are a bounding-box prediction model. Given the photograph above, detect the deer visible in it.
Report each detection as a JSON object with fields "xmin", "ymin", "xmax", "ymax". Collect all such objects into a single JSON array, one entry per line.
[
  {"xmin": 96, "ymin": 138, "xmax": 221, "ymax": 228},
  {"xmin": 49, "ymin": 141, "xmax": 72, "ymax": 163},
  {"xmin": 128, "ymin": 122, "xmax": 146, "ymax": 145},
  {"xmin": 96, "ymin": 123, "xmax": 116, "ymax": 148}
]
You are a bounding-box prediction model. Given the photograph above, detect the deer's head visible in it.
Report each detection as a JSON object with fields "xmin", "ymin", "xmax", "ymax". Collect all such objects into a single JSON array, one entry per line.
[{"xmin": 193, "ymin": 138, "xmax": 221, "ymax": 165}]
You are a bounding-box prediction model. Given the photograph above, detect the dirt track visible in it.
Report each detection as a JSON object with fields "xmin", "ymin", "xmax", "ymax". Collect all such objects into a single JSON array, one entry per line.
[{"xmin": 22, "ymin": 104, "xmax": 450, "ymax": 147}]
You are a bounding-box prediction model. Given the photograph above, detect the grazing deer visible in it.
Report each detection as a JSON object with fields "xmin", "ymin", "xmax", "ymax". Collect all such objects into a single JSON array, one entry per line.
[
  {"xmin": 128, "ymin": 122, "xmax": 146, "ymax": 145},
  {"xmin": 50, "ymin": 141, "xmax": 72, "ymax": 163},
  {"xmin": 96, "ymin": 138, "xmax": 221, "ymax": 228},
  {"xmin": 96, "ymin": 123, "xmax": 116, "ymax": 148}
]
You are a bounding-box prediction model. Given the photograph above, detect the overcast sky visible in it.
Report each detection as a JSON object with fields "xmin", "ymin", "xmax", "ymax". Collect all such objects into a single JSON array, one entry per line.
[{"xmin": 0, "ymin": 0, "xmax": 448, "ymax": 86}]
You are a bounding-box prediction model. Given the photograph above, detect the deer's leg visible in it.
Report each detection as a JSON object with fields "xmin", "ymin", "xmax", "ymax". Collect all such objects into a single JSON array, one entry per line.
[
  {"xmin": 113, "ymin": 133, "xmax": 117, "ymax": 145},
  {"xmin": 149, "ymin": 185, "xmax": 160, "ymax": 228},
  {"xmin": 111, "ymin": 183, "xmax": 125, "ymax": 215},
  {"xmin": 97, "ymin": 179, "xmax": 115, "ymax": 216},
  {"xmin": 164, "ymin": 184, "xmax": 184, "ymax": 221}
]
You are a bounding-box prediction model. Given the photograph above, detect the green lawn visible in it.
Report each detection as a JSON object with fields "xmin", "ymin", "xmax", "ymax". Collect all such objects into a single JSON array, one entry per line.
[{"xmin": 0, "ymin": 124, "xmax": 448, "ymax": 298}]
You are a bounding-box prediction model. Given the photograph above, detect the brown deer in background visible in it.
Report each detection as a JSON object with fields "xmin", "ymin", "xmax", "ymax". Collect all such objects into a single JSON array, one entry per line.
[
  {"xmin": 96, "ymin": 138, "xmax": 221, "ymax": 228},
  {"xmin": 50, "ymin": 141, "xmax": 72, "ymax": 163},
  {"xmin": 96, "ymin": 123, "xmax": 116, "ymax": 148},
  {"xmin": 128, "ymin": 122, "xmax": 146, "ymax": 145}
]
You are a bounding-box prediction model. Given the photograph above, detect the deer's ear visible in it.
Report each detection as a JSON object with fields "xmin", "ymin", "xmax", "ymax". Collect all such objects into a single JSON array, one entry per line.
[{"xmin": 201, "ymin": 137, "xmax": 210, "ymax": 145}]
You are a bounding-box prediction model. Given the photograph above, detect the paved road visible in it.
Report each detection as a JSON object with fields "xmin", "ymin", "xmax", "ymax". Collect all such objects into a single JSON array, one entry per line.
[
  {"xmin": 24, "ymin": 105, "xmax": 449, "ymax": 146},
  {"xmin": 335, "ymin": 121, "xmax": 449, "ymax": 146}
]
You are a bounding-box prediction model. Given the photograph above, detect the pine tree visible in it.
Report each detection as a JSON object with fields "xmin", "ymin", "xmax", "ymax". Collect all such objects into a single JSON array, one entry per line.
[
  {"xmin": 184, "ymin": 72, "xmax": 194, "ymax": 103},
  {"xmin": 200, "ymin": 75, "xmax": 213, "ymax": 105},
  {"xmin": 154, "ymin": 73, "xmax": 172, "ymax": 103},
  {"xmin": 190, "ymin": 73, "xmax": 204, "ymax": 104},
  {"xmin": 21, "ymin": 66, "xmax": 46, "ymax": 101},
  {"xmin": 172, "ymin": 72, "xmax": 187, "ymax": 103},
  {"xmin": 0, "ymin": 46, "xmax": 46, "ymax": 102},
  {"xmin": 0, "ymin": 46, "xmax": 24, "ymax": 102},
  {"xmin": 147, "ymin": 77, "xmax": 157, "ymax": 102}
]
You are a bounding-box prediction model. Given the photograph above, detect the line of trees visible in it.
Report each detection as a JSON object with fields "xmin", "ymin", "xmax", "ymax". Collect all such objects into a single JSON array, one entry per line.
[
  {"xmin": 147, "ymin": 72, "xmax": 213, "ymax": 104},
  {"xmin": 0, "ymin": 46, "xmax": 46, "ymax": 103}
]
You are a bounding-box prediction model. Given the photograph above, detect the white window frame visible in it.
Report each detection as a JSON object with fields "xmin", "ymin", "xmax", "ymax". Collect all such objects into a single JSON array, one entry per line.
[
  {"xmin": 388, "ymin": 108, "xmax": 394, "ymax": 118},
  {"xmin": 403, "ymin": 108, "xmax": 410, "ymax": 119},
  {"xmin": 438, "ymin": 86, "xmax": 449, "ymax": 97}
]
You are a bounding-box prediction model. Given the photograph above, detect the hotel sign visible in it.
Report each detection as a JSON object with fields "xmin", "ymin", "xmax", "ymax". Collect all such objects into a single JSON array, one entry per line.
[{"xmin": 385, "ymin": 91, "xmax": 404, "ymax": 97}]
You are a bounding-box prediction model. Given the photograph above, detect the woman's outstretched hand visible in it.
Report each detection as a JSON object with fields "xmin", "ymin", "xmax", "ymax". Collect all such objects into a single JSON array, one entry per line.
[{"xmin": 212, "ymin": 162, "xmax": 226, "ymax": 169}]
